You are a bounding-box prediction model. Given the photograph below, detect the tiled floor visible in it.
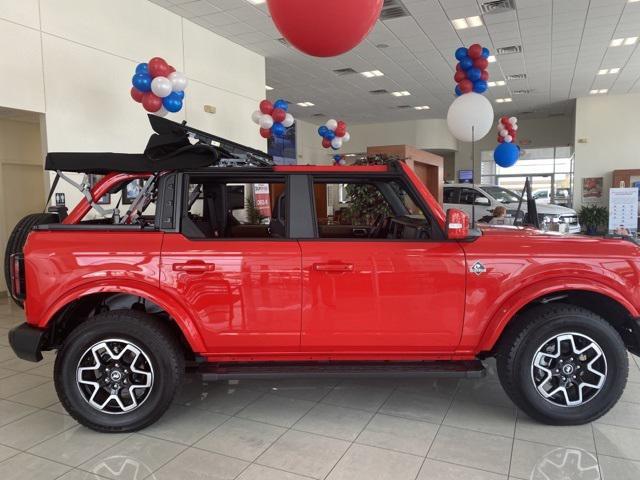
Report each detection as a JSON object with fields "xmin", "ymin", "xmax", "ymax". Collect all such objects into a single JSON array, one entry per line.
[{"xmin": 1, "ymin": 298, "xmax": 640, "ymax": 480}]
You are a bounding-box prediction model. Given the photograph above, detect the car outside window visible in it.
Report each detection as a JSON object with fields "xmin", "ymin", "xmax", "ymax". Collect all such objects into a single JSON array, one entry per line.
[{"xmin": 482, "ymin": 186, "xmax": 521, "ymax": 204}]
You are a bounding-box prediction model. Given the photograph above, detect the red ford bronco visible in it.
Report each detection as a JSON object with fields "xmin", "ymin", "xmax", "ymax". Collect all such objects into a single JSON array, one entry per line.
[{"xmin": 6, "ymin": 116, "xmax": 640, "ymax": 432}]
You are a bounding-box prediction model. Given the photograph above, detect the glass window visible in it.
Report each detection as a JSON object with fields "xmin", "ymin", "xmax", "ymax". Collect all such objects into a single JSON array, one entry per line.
[
  {"xmin": 443, "ymin": 187, "xmax": 459, "ymax": 204},
  {"xmin": 316, "ymin": 179, "xmax": 433, "ymax": 240},
  {"xmin": 183, "ymin": 178, "xmax": 285, "ymax": 239},
  {"xmin": 482, "ymin": 186, "xmax": 521, "ymax": 204}
]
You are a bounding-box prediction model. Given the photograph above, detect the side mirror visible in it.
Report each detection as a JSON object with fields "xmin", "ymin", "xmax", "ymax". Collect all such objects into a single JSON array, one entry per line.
[
  {"xmin": 474, "ymin": 197, "xmax": 490, "ymax": 206},
  {"xmin": 446, "ymin": 208, "xmax": 470, "ymax": 240}
]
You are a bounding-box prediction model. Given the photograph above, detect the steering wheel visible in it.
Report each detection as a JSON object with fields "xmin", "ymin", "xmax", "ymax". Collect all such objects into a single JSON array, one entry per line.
[{"xmin": 368, "ymin": 214, "xmax": 390, "ymax": 238}]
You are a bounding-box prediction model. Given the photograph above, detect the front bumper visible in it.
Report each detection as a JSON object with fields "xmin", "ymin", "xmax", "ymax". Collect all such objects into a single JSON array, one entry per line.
[{"xmin": 8, "ymin": 323, "xmax": 46, "ymax": 362}]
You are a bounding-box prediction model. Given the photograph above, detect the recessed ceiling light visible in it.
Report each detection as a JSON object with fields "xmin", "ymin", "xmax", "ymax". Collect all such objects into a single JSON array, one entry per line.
[
  {"xmin": 361, "ymin": 70, "xmax": 384, "ymax": 78},
  {"xmin": 451, "ymin": 16, "xmax": 483, "ymax": 30},
  {"xmin": 496, "ymin": 80, "xmax": 505, "ymax": 86},
  {"xmin": 599, "ymin": 89, "xmax": 608, "ymax": 94},
  {"xmin": 598, "ymin": 69, "xmax": 608, "ymax": 75},
  {"xmin": 610, "ymin": 38, "xmax": 624, "ymax": 47},
  {"xmin": 624, "ymin": 36, "xmax": 638, "ymax": 45},
  {"xmin": 487, "ymin": 55, "xmax": 496, "ymax": 63},
  {"xmin": 609, "ymin": 67, "xmax": 620, "ymax": 74},
  {"xmin": 610, "ymin": 37, "xmax": 636, "ymax": 47},
  {"xmin": 590, "ymin": 89, "xmax": 608, "ymax": 95},
  {"xmin": 265, "ymin": 85, "xmax": 273, "ymax": 91},
  {"xmin": 246, "ymin": 0, "xmax": 266, "ymax": 4},
  {"xmin": 296, "ymin": 102, "xmax": 315, "ymax": 107},
  {"xmin": 589, "ymin": 89, "xmax": 598, "ymax": 94},
  {"xmin": 391, "ymin": 91, "xmax": 411, "ymax": 97},
  {"xmin": 629, "ymin": 0, "xmax": 640, "ymax": 4},
  {"xmin": 414, "ymin": 105, "xmax": 430, "ymax": 110},
  {"xmin": 496, "ymin": 97, "xmax": 512, "ymax": 103}
]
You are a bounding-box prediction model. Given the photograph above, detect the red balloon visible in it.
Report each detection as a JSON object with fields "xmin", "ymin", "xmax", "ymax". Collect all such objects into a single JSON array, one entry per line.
[
  {"xmin": 260, "ymin": 128, "xmax": 272, "ymax": 139},
  {"xmin": 130, "ymin": 87, "xmax": 144, "ymax": 103},
  {"xmin": 148, "ymin": 57, "xmax": 171, "ymax": 78},
  {"xmin": 142, "ymin": 92, "xmax": 162, "ymax": 112},
  {"xmin": 322, "ymin": 138, "xmax": 332, "ymax": 149},
  {"xmin": 167, "ymin": 65, "xmax": 176, "ymax": 74},
  {"xmin": 272, "ymin": 108, "xmax": 286, "ymax": 123},
  {"xmin": 267, "ymin": 0, "xmax": 383, "ymax": 57},
  {"xmin": 334, "ymin": 126, "xmax": 347, "ymax": 137},
  {"xmin": 500, "ymin": 116, "xmax": 510, "ymax": 125},
  {"xmin": 468, "ymin": 44, "xmax": 483, "ymax": 60},
  {"xmin": 473, "ymin": 57, "xmax": 488, "ymax": 70},
  {"xmin": 260, "ymin": 100, "xmax": 274, "ymax": 114},
  {"xmin": 459, "ymin": 79, "xmax": 473, "ymax": 93},
  {"xmin": 480, "ymin": 70, "xmax": 489, "ymax": 81},
  {"xmin": 456, "ymin": 63, "xmax": 463, "ymax": 72},
  {"xmin": 454, "ymin": 71, "xmax": 466, "ymax": 83}
]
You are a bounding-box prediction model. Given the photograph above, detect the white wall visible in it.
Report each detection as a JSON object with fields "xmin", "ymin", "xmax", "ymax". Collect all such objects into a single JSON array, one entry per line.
[
  {"xmin": 0, "ymin": 0, "xmax": 266, "ymax": 209},
  {"xmin": 573, "ymin": 93, "xmax": 640, "ymax": 209},
  {"xmin": 455, "ymin": 115, "xmax": 575, "ymax": 181}
]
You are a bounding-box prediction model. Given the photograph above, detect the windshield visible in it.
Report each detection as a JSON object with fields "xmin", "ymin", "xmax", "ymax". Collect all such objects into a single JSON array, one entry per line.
[{"xmin": 482, "ymin": 186, "xmax": 521, "ymax": 204}]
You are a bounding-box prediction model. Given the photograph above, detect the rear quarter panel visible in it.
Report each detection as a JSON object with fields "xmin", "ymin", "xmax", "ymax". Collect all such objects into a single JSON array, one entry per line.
[
  {"xmin": 458, "ymin": 228, "xmax": 640, "ymax": 354},
  {"xmin": 23, "ymin": 231, "xmax": 164, "ymax": 327}
]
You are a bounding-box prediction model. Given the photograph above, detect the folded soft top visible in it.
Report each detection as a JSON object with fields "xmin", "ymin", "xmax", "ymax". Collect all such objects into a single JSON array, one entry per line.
[{"xmin": 44, "ymin": 115, "xmax": 270, "ymax": 174}]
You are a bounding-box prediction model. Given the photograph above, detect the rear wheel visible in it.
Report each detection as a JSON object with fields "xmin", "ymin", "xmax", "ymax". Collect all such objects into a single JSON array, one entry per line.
[
  {"xmin": 4, "ymin": 213, "xmax": 58, "ymax": 306},
  {"xmin": 54, "ymin": 310, "xmax": 184, "ymax": 432},
  {"xmin": 497, "ymin": 303, "xmax": 628, "ymax": 425}
]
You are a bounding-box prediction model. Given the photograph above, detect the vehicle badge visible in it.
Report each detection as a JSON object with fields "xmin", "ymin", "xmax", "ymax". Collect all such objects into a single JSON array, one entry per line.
[{"xmin": 470, "ymin": 261, "xmax": 486, "ymax": 276}]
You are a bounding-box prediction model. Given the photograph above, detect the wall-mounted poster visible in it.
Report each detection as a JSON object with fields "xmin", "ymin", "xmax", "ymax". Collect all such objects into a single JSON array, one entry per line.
[
  {"xmin": 582, "ymin": 177, "xmax": 603, "ymax": 204},
  {"xmin": 609, "ymin": 187, "xmax": 638, "ymax": 237}
]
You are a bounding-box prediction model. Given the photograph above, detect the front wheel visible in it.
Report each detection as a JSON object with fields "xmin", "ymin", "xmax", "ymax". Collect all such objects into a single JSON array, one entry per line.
[
  {"xmin": 54, "ymin": 310, "xmax": 184, "ymax": 432},
  {"xmin": 497, "ymin": 303, "xmax": 628, "ymax": 425}
]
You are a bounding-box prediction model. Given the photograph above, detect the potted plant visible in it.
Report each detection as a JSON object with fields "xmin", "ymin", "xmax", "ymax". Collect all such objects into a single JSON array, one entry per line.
[{"xmin": 578, "ymin": 204, "xmax": 608, "ymax": 235}]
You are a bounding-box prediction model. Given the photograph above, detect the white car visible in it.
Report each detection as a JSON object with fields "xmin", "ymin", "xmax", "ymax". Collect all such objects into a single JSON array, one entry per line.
[
  {"xmin": 443, "ymin": 184, "xmax": 581, "ymax": 234},
  {"xmin": 532, "ymin": 188, "xmax": 571, "ymax": 206}
]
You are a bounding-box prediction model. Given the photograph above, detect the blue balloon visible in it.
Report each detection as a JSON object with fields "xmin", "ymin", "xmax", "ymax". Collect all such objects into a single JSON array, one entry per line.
[
  {"xmin": 318, "ymin": 126, "xmax": 329, "ymax": 137},
  {"xmin": 132, "ymin": 73, "xmax": 152, "ymax": 92},
  {"xmin": 494, "ymin": 142, "xmax": 520, "ymax": 168},
  {"xmin": 135, "ymin": 63, "xmax": 149, "ymax": 74},
  {"xmin": 173, "ymin": 90, "xmax": 184, "ymax": 99},
  {"xmin": 481, "ymin": 47, "xmax": 490, "ymax": 59},
  {"xmin": 454, "ymin": 47, "xmax": 468, "ymax": 61},
  {"xmin": 273, "ymin": 99, "xmax": 288, "ymax": 112},
  {"xmin": 473, "ymin": 80, "xmax": 488, "ymax": 93},
  {"xmin": 162, "ymin": 92, "xmax": 183, "ymax": 113},
  {"xmin": 459, "ymin": 57, "xmax": 473, "ymax": 71},
  {"xmin": 272, "ymin": 122, "xmax": 286, "ymax": 137},
  {"xmin": 324, "ymin": 130, "xmax": 336, "ymax": 141},
  {"xmin": 455, "ymin": 85, "xmax": 462, "ymax": 96},
  {"xmin": 333, "ymin": 155, "xmax": 342, "ymax": 162},
  {"xmin": 467, "ymin": 67, "xmax": 482, "ymax": 82}
]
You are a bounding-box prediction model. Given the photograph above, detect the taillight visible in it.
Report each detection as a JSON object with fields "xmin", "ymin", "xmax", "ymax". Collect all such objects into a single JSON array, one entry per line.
[{"xmin": 9, "ymin": 253, "xmax": 25, "ymax": 301}]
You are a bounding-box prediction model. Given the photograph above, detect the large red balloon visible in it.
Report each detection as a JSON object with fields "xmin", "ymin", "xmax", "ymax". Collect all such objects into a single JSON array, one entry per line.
[
  {"xmin": 142, "ymin": 92, "xmax": 162, "ymax": 112},
  {"xmin": 260, "ymin": 128, "xmax": 272, "ymax": 139},
  {"xmin": 148, "ymin": 57, "xmax": 171, "ymax": 78},
  {"xmin": 459, "ymin": 79, "xmax": 473, "ymax": 94},
  {"xmin": 322, "ymin": 138, "xmax": 332, "ymax": 149},
  {"xmin": 468, "ymin": 44, "xmax": 483, "ymax": 60},
  {"xmin": 454, "ymin": 71, "xmax": 466, "ymax": 83},
  {"xmin": 272, "ymin": 108, "xmax": 286, "ymax": 123},
  {"xmin": 130, "ymin": 87, "xmax": 144, "ymax": 103},
  {"xmin": 260, "ymin": 100, "xmax": 274, "ymax": 114},
  {"xmin": 480, "ymin": 70, "xmax": 489, "ymax": 81},
  {"xmin": 267, "ymin": 0, "xmax": 383, "ymax": 57},
  {"xmin": 473, "ymin": 57, "xmax": 488, "ymax": 70}
]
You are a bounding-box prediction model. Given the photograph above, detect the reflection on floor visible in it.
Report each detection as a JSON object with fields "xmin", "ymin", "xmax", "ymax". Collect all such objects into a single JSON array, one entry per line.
[{"xmin": 0, "ymin": 296, "xmax": 639, "ymax": 480}]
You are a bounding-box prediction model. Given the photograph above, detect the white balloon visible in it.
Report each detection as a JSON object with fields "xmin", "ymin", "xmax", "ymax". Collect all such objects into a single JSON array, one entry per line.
[
  {"xmin": 151, "ymin": 76, "xmax": 173, "ymax": 98},
  {"xmin": 446, "ymin": 93, "xmax": 494, "ymax": 142},
  {"xmin": 169, "ymin": 71, "xmax": 188, "ymax": 92},
  {"xmin": 342, "ymin": 131, "xmax": 351, "ymax": 143},
  {"xmin": 504, "ymin": 135, "xmax": 513, "ymax": 143},
  {"xmin": 251, "ymin": 110, "xmax": 262, "ymax": 124},
  {"xmin": 326, "ymin": 119, "xmax": 338, "ymax": 131},
  {"xmin": 499, "ymin": 129, "xmax": 508, "ymax": 137},
  {"xmin": 282, "ymin": 113, "xmax": 295, "ymax": 128},
  {"xmin": 331, "ymin": 137, "xmax": 343, "ymax": 149},
  {"xmin": 259, "ymin": 114, "xmax": 273, "ymax": 129},
  {"xmin": 512, "ymin": 124, "xmax": 518, "ymax": 131},
  {"xmin": 508, "ymin": 116, "xmax": 517, "ymax": 125},
  {"xmin": 153, "ymin": 106, "xmax": 169, "ymax": 117},
  {"xmin": 497, "ymin": 124, "xmax": 507, "ymax": 133},
  {"xmin": 339, "ymin": 159, "xmax": 347, "ymax": 166}
]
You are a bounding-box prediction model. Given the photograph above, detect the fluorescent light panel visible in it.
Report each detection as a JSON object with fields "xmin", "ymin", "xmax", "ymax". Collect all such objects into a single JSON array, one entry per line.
[
  {"xmin": 296, "ymin": 102, "xmax": 315, "ymax": 107},
  {"xmin": 487, "ymin": 80, "xmax": 506, "ymax": 87},
  {"xmin": 610, "ymin": 37, "xmax": 637, "ymax": 46},
  {"xmin": 265, "ymin": 85, "xmax": 273, "ymax": 90},
  {"xmin": 451, "ymin": 16, "xmax": 483, "ymax": 30},
  {"xmin": 495, "ymin": 98, "xmax": 512, "ymax": 103},
  {"xmin": 246, "ymin": 0, "xmax": 266, "ymax": 4},
  {"xmin": 414, "ymin": 105, "xmax": 430, "ymax": 110},
  {"xmin": 391, "ymin": 91, "xmax": 411, "ymax": 96},
  {"xmin": 361, "ymin": 70, "xmax": 384, "ymax": 78},
  {"xmin": 590, "ymin": 89, "xmax": 608, "ymax": 94},
  {"xmin": 487, "ymin": 55, "xmax": 496, "ymax": 63}
]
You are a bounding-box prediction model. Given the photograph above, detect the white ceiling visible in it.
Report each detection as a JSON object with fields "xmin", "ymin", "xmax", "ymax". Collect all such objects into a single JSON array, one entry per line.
[{"xmin": 149, "ymin": 0, "xmax": 640, "ymax": 123}]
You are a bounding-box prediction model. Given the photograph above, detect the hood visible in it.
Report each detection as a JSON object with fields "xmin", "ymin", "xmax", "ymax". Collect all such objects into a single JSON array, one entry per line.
[{"xmin": 504, "ymin": 202, "xmax": 577, "ymax": 216}]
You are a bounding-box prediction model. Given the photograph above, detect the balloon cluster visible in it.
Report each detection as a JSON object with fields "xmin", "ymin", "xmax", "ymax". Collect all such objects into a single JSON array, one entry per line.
[
  {"xmin": 493, "ymin": 116, "xmax": 520, "ymax": 168},
  {"xmin": 497, "ymin": 116, "xmax": 518, "ymax": 144},
  {"xmin": 317, "ymin": 119, "xmax": 351, "ymax": 150},
  {"xmin": 252, "ymin": 99, "xmax": 295, "ymax": 139},
  {"xmin": 454, "ymin": 44, "xmax": 490, "ymax": 96},
  {"xmin": 333, "ymin": 154, "xmax": 346, "ymax": 166},
  {"xmin": 130, "ymin": 57, "xmax": 187, "ymax": 115}
]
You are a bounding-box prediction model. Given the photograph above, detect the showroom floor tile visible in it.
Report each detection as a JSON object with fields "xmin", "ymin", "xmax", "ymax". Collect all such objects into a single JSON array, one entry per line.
[{"xmin": 1, "ymin": 298, "xmax": 640, "ymax": 479}]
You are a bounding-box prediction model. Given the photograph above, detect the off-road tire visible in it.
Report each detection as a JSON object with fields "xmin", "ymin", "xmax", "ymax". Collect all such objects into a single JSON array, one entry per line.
[
  {"xmin": 54, "ymin": 310, "xmax": 184, "ymax": 432},
  {"xmin": 496, "ymin": 303, "xmax": 628, "ymax": 425},
  {"xmin": 4, "ymin": 213, "xmax": 58, "ymax": 306}
]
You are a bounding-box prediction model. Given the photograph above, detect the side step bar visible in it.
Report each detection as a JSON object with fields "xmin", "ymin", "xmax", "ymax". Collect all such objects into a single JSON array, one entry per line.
[{"xmin": 197, "ymin": 360, "xmax": 485, "ymax": 381}]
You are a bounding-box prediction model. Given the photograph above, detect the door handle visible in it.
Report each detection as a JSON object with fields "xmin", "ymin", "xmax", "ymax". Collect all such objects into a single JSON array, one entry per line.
[
  {"xmin": 173, "ymin": 261, "xmax": 216, "ymax": 273},
  {"xmin": 313, "ymin": 263, "xmax": 354, "ymax": 273}
]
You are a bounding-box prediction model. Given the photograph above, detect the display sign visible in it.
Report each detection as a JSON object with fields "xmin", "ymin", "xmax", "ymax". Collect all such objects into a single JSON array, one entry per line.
[
  {"xmin": 458, "ymin": 169, "xmax": 473, "ymax": 183},
  {"xmin": 253, "ymin": 183, "xmax": 272, "ymax": 218},
  {"xmin": 609, "ymin": 187, "xmax": 638, "ymax": 237},
  {"xmin": 582, "ymin": 177, "xmax": 603, "ymax": 204}
]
